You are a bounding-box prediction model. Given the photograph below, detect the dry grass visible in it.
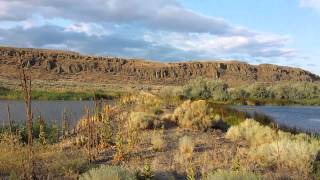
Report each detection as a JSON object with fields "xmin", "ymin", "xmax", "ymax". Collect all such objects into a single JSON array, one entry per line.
[
  {"xmin": 0, "ymin": 142, "xmax": 89, "ymax": 178},
  {"xmin": 178, "ymin": 136, "xmax": 195, "ymax": 160},
  {"xmin": 172, "ymin": 100, "xmax": 218, "ymax": 130},
  {"xmin": 151, "ymin": 133, "xmax": 166, "ymax": 152}
]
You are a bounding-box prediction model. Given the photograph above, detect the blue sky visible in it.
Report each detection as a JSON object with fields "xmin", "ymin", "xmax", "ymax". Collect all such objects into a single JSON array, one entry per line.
[{"xmin": 0, "ymin": 0, "xmax": 319, "ymax": 75}]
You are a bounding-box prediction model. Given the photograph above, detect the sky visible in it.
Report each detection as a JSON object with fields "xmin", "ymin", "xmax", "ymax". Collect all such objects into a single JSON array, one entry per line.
[{"xmin": 0, "ymin": 0, "xmax": 319, "ymax": 75}]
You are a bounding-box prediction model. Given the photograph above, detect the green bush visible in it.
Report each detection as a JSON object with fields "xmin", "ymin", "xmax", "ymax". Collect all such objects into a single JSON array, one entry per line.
[
  {"xmin": 0, "ymin": 86, "xmax": 113, "ymax": 100},
  {"xmin": 228, "ymin": 88, "xmax": 250, "ymax": 100},
  {"xmin": 163, "ymin": 78, "xmax": 320, "ymax": 105},
  {"xmin": 247, "ymin": 83, "xmax": 273, "ymax": 99},
  {"xmin": 181, "ymin": 77, "xmax": 229, "ymax": 100},
  {"xmin": 225, "ymin": 115, "xmax": 243, "ymax": 126},
  {"xmin": 17, "ymin": 119, "xmax": 60, "ymax": 144},
  {"xmin": 271, "ymin": 82, "xmax": 320, "ymax": 101},
  {"xmin": 80, "ymin": 165, "xmax": 137, "ymax": 180},
  {"xmin": 206, "ymin": 170, "xmax": 262, "ymax": 180}
]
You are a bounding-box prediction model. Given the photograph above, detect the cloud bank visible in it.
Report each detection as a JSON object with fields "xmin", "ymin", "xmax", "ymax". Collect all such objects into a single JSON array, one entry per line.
[{"xmin": 0, "ymin": 0, "xmax": 316, "ymax": 75}]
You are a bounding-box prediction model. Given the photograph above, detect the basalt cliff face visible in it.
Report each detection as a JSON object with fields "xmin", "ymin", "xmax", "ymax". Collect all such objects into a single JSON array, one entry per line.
[{"xmin": 0, "ymin": 47, "xmax": 319, "ymax": 86}]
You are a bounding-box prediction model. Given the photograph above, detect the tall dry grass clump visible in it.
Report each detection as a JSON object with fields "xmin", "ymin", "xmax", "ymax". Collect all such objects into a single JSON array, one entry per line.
[
  {"xmin": 226, "ymin": 119, "xmax": 320, "ymax": 176},
  {"xmin": 151, "ymin": 133, "xmax": 166, "ymax": 152},
  {"xmin": 172, "ymin": 100, "xmax": 218, "ymax": 130},
  {"xmin": 179, "ymin": 136, "xmax": 195, "ymax": 160}
]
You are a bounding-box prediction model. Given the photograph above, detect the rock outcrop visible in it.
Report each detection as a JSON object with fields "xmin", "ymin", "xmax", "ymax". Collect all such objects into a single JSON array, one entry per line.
[{"xmin": 0, "ymin": 46, "xmax": 319, "ymax": 86}]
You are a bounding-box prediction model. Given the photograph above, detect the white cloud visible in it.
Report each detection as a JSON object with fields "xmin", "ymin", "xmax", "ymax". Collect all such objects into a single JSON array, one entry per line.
[
  {"xmin": 65, "ymin": 23, "xmax": 111, "ymax": 36},
  {"xmin": 0, "ymin": 0, "xmax": 249, "ymax": 35},
  {"xmin": 300, "ymin": 0, "xmax": 320, "ymax": 9},
  {"xmin": 144, "ymin": 32, "xmax": 295, "ymax": 58}
]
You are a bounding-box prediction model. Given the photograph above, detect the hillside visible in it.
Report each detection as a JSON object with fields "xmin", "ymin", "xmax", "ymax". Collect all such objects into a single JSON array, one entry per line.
[{"xmin": 0, "ymin": 46, "xmax": 319, "ymax": 88}]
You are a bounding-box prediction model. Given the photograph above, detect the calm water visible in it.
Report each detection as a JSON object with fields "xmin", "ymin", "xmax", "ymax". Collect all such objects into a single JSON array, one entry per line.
[
  {"xmin": 0, "ymin": 100, "xmax": 112, "ymax": 126},
  {"xmin": 1, "ymin": 100, "xmax": 319, "ymax": 133},
  {"xmin": 233, "ymin": 106, "xmax": 320, "ymax": 133}
]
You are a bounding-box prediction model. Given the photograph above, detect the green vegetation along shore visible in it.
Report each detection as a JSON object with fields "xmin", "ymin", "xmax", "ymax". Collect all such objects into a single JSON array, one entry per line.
[
  {"xmin": 1, "ymin": 77, "xmax": 320, "ymax": 106},
  {"xmin": 159, "ymin": 77, "xmax": 320, "ymax": 106},
  {"xmin": 0, "ymin": 86, "xmax": 122, "ymax": 100}
]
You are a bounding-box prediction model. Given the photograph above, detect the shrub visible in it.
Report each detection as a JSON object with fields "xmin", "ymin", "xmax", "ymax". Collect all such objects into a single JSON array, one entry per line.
[
  {"xmin": 128, "ymin": 112, "xmax": 159, "ymax": 130},
  {"xmin": 229, "ymin": 88, "xmax": 250, "ymax": 100},
  {"xmin": 151, "ymin": 133, "xmax": 166, "ymax": 152},
  {"xmin": 158, "ymin": 80, "xmax": 320, "ymax": 105},
  {"xmin": 249, "ymin": 135, "xmax": 320, "ymax": 175},
  {"xmin": 138, "ymin": 162, "xmax": 155, "ymax": 180},
  {"xmin": 227, "ymin": 120, "xmax": 320, "ymax": 176},
  {"xmin": 76, "ymin": 109, "xmax": 112, "ymax": 148},
  {"xmin": 182, "ymin": 77, "xmax": 212, "ymax": 99},
  {"xmin": 247, "ymin": 83, "xmax": 273, "ymax": 99},
  {"xmin": 181, "ymin": 77, "xmax": 229, "ymax": 101},
  {"xmin": 172, "ymin": 100, "xmax": 218, "ymax": 130},
  {"xmin": 271, "ymin": 82, "xmax": 320, "ymax": 101},
  {"xmin": 225, "ymin": 119, "xmax": 277, "ymax": 146},
  {"xmin": 205, "ymin": 170, "xmax": 261, "ymax": 180},
  {"xmin": 80, "ymin": 165, "xmax": 137, "ymax": 180},
  {"xmin": 179, "ymin": 136, "xmax": 195, "ymax": 160},
  {"xmin": 206, "ymin": 80, "xmax": 229, "ymax": 101},
  {"xmin": 158, "ymin": 86, "xmax": 184, "ymax": 100}
]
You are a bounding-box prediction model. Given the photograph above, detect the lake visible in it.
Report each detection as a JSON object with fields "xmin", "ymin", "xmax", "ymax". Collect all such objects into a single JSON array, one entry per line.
[
  {"xmin": 0, "ymin": 100, "xmax": 319, "ymax": 133},
  {"xmin": 0, "ymin": 100, "xmax": 113, "ymax": 126},
  {"xmin": 233, "ymin": 105, "xmax": 320, "ymax": 133}
]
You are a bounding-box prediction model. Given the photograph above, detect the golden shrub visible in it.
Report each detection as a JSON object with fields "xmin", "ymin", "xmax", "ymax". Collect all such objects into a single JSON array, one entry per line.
[
  {"xmin": 172, "ymin": 100, "xmax": 217, "ymax": 130},
  {"xmin": 226, "ymin": 119, "xmax": 320, "ymax": 176},
  {"xmin": 225, "ymin": 119, "xmax": 277, "ymax": 146},
  {"xmin": 128, "ymin": 112, "xmax": 157, "ymax": 130}
]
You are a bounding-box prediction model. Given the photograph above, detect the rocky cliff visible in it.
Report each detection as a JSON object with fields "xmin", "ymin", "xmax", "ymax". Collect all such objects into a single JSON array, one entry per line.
[{"xmin": 0, "ymin": 46, "xmax": 319, "ymax": 86}]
